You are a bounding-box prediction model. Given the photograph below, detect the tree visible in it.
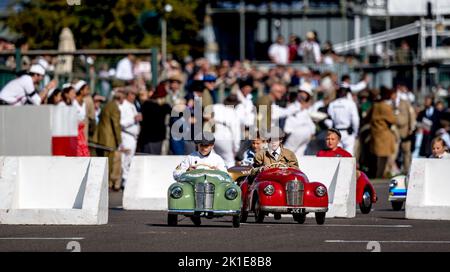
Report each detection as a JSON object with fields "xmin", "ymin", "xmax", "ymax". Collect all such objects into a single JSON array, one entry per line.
[{"xmin": 6, "ymin": 0, "xmax": 201, "ymax": 57}]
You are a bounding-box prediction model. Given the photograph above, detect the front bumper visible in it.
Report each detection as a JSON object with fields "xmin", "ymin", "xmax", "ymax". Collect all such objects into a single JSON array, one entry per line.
[
  {"xmin": 389, "ymin": 196, "xmax": 406, "ymax": 202},
  {"xmin": 389, "ymin": 189, "xmax": 407, "ymax": 202},
  {"xmin": 168, "ymin": 209, "xmax": 240, "ymax": 216},
  {"xmin": 260, "ymin": 205, "xmax": 328, "ymax": 214}
]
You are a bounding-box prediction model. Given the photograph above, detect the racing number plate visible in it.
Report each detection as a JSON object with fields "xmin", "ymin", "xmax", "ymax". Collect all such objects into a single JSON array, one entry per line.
[{"xmin": 288, "ymin": 208, "xmax": 304, "ymax": 214}]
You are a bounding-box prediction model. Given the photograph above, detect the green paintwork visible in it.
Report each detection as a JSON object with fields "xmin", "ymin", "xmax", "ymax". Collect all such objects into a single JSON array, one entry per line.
[{"xmin": 168, "ymin": 169, "xmax": 241, "ymax": 212}]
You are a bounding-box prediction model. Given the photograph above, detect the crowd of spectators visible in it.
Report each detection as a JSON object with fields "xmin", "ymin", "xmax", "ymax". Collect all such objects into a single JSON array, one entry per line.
[{"xmin": 1, "ymin": 35, "xmax": 450, "ymax": 190}]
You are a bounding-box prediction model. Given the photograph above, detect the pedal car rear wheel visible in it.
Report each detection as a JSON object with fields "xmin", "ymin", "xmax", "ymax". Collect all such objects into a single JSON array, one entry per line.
[
  {"xmin": 359, "ymin": 189, "xmax": 373, "ymax": 214},
  {"xmin": 240, "ymin": 209, "xmax": 248, "ymax": 223},
  {"xmin": 254, "ymin": 198, "xmax": 265, "ymax": 223},
  {"xmin": 232, "ymin": 215, "xmax": 240, "ymax": 228},
  {"xmin": 315, "ymin": 212, "xmax": 326, "ymax": 225},
  {"xmin": 293, "ymin": 213, "xmax": 306, "ymax": 224},
  {"xmin": 391, "ymin": 201, "xmax": 403, "ymax": 211},
  {"xmin": 167, "ymin": 214, "xmax": 178, "ymax": 226},
  {"xmin": 191, "ymin": 215, "xmax": 201, "ymax": 226},
  {"xmin": 274, "ymin": 213, "xmax": 281, "ymax": 220}
]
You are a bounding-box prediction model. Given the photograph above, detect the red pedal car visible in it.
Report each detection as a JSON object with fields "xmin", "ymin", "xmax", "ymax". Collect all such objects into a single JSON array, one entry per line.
[
  {"xmin": 356, "ymin": 171, "xmax": 377, "ymax": 214},
  {"xmin": 240, "ymin": 163, "xmax": 329, "ymax": 225}
]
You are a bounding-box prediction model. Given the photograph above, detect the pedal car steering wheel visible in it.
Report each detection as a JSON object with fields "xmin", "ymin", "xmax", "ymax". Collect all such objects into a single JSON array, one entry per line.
[{"xmin": 260, "ymin": 162, "xmax": 289, "ymax": 171}]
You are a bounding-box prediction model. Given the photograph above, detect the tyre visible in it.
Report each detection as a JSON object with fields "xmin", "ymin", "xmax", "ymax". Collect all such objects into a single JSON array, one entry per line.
[
  {"xmin": 240, "ymin": 208, "xmax": 248, "ymax": 223},
  {"xmin": 391, "ymin": 201, "xmax": 403, "ymax": 211},
  {"xmin": 232, "ymin": 215, "xmax": 240, "ymax": 228},
  {"xmin": 254, "ymin": 198, "xmax": 265, "ymax": 223},
  {"xmin": 315, "ymin": 212, "xmax": 326, "ymax": 225},
  {"xmin": 274, "ymin": 213, "xmax": 282, "ymax": 220},
  {"xmin": 191, "ymin": 215, "xmax": 201, "ymax": 226},
  {"xmin": 167, "ymin": 214, "xmax": 178, "ymax": 226},
  {"xmin": 359, "ymin": 189, "xmax": 373, "ymax": 214},
  {"xmin": 293, "ymin": 213, "xmax": 306, "ymax": 224}
]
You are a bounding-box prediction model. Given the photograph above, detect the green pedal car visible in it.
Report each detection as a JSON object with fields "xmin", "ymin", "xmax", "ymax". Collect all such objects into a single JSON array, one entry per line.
[{"xmin": 167, "ymin": 169, "xmax": 242, "ymax": 228}]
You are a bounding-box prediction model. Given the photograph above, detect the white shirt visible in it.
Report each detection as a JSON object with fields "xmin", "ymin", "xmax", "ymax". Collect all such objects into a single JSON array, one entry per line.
[
  {"xmin": 270, "ymin": 146, "xmax": 281, "ymax": 161},
  {"xmin": 271, "ymin": 103, "xmax": 300, "ymax": 128},
  {"xmin": 328, "ymin": 97, "xmax": 360, "ymax": 134},
  {"xmin": 115, "ymin": 57, "xmax": 134, "ymax": 81},
  {"xmin": 212, "ymin": 104, "xmax": 241, "ymax": 153},
  {"xmin": 284, "ymin": 101, "xmax": 316, "ymax": 137},
  {"xmin": 235, "ymin": 89, "xmax": 255, "ymax": 128},
  {"xmin": 73, "ymin": 99, "xmax": 86, "ymax": 123},
  {"xmin": 173, "ymin": 151, "xmax": 228, "ymax": 181},
  {"xmin": 0, "ymin": 75, "xmax": 41, "ymax": 105},
  {"xmin": 119, "ymin": 100, "xmax": 140, "ymax": 138},
  {"xmin": 268, "ymin": 43, "xmax": 289, "ymax": 65}
]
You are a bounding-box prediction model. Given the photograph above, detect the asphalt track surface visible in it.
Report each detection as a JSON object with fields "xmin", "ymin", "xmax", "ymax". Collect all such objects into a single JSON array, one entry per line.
[{"xmin": 1, "ymin": 181, "xmax": 450, "ymax": 252}]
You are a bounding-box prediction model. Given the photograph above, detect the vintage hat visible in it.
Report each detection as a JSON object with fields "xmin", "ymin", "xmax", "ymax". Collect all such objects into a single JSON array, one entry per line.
[
  {"xmin": 74, "ymin": 80, "xmax": 87, "ymax": 93},
  {"xmin": 29, "ymin": 64, "xmax": 46, "ymax": 76}
]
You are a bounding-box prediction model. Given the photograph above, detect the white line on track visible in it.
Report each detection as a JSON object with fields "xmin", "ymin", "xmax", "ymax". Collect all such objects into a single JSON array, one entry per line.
[
  {"xmin": 240, "ymin": 223, "xmax": 412, "ymax": 228},
  {"xmin": 0, "ymin": 237, "xmax": 84, "ymax": 240},
  {"xmin": 325, "ymin": 240, "xmax": 450, "ymax": 244}
]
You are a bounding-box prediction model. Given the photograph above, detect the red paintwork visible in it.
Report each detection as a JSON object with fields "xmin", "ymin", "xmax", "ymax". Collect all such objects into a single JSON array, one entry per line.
[
  {"xmin": 316, "ymin": 150, "xmax": 377, "ymax": 205},
  {"xmin": 240, "ymin": 167, "xmax": 328, "ymax": 213},
  {"xmin": 356, "ymin": 171, "xmax": 377, "ymax": 204}
]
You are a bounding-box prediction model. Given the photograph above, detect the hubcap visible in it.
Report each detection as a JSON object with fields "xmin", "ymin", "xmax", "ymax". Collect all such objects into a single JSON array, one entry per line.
[{"xmin": 362, "ymin": 191, "xmax": 371, "ymax": 207}]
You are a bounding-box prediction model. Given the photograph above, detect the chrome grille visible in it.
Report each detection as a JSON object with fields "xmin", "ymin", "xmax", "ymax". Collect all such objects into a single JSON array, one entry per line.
[
  {"xmin": 195, "ymin": 182, "xmax": 215, "ymax": 209},
  {"xmin": 286, "ymin": 180, "xmax": 304, "ymax": 206}
]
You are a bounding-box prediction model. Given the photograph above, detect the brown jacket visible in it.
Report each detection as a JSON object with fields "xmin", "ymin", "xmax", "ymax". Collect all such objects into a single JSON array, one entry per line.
[
  {"xmin": 396, "ymin": 99, "xmax": 416, "ymax": 139},
  {"xmin": 253, "ymin": 147, "xmax": 299, "ymax": 169},
  {"xmin": 369, "ymin": 101, "xmax": 397, "ymax": 157},
  {"xmin": 94, "ymin": 100, "xmax": 122, "ymax": 149}
]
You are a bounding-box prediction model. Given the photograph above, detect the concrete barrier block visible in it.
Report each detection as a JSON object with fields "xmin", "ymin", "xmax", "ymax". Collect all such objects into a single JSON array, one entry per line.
[
  {"xmin": 0, "ymin": 157, "xmax": 108, "ymax": 225},
  {"xmin": 297, "ymin": 156, "xmax": 357, "ymax": 218},
  {"xmin": 123, "ymin": 155, "xmax": 183, "ymax": 210},
  {"xmin": 406, "ymin": 158, "xmax": 450, "ymax": 220}
]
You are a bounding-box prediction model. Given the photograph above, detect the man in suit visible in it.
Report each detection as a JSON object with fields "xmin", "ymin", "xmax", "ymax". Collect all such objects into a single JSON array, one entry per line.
[
  {"xmin": 417, "ymin": 95, "xmax": 441, "ymax": 157},
  {"xmin": 94, "ymin": 89, "xmax": 124, "ymax": 191}
]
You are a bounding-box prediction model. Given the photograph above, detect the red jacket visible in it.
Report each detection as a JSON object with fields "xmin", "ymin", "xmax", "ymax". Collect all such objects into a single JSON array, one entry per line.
[{"xmin": 317, "ymin": 147, "xmax": 352, "ymax": 158}]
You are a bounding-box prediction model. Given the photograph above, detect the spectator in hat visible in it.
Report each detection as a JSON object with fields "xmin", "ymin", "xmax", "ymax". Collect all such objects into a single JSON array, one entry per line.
[
  {"xmin": 0, "ymin": 64, "xmax": 57, "ymax": 105},
  {"xmin": 299, "ymin": 31, "xmax": 321, "ymax": 64},
  {"xmin": 92, "ymin": 93, "xmax": 106, "ymax": 124},
  {"xmin": 119, "ymin": 87, "xmax": 142, "ymax": 187},
  {"xmin": 73, "ymin": 80, "xmax": 90, "ymax": 157},
  {"xmin": 60, "ymin": 84, "xmax": 76, "ymax": 106},
  {"xmin": 74, "ymin": 80, "xmax": 96, "ymax": 154},
  {"xmin": 284, "ymin": 83, "xmax": 316, "ymax": 157},
  {"xmin": 94, "ymin": 89, "xmax": 124, "ymax": 191},
  {"xmin": 203, "ymin": 74, "xmax": 217, "ymax": 104},
  {"xmin": 166, "ymin": 72, "xmax": 185, "ymax": 108},
  {"xmin": 46, "ymin": 88, "xmax": 62, "ymax": 105},
  {"xmin": 138, "ymin": 84, "xmax": 171, "ymax": 155}
]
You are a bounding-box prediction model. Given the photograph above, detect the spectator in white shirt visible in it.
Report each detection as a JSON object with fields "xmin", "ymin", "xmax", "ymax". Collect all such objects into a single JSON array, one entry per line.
[
  {"xmin": 268, "ymin": 35, "xmax": 289, "ymax": 65},
  {"xmin": 115, "ymin": 54, "xmax": 135, "ymax": 82},
  {"xmin": 0, "ymin": 64, "xmax": 56, "ymax": 105}
]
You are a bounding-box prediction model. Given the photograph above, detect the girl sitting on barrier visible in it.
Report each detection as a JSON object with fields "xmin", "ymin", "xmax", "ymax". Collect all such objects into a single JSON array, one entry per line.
[{"xmin": 430, "ymin": 137, "xmax": 450, "ymax": 159}]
